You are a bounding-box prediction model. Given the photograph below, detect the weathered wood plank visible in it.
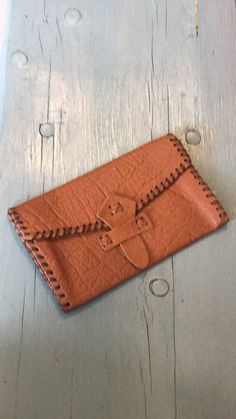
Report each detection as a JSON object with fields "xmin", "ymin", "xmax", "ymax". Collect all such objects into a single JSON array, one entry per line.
[
  {"xmin": 0, "ymin": 0, "xmax": 10, "ymax": 128},
  {"xmin": 167, "ymin": 1, "xmax": 236, "ymax": 418},
  {"xmin": 174, "ymin": 221, "xmax": 236, "ymax": 419},
  {"xmin": 0, "ymin": 1, "xmax": 177, "ymax": 418},
  {"xmin": 0, "ymin": 0, "xmax": 235, "ymax": 418}
]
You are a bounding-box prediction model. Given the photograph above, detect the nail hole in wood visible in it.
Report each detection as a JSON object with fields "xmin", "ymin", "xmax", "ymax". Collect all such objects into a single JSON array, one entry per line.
[
  {"xmin": 64, "ymin": 8, "xmax": 81, "ymax": 25},
  {"xmin": 185, "ymin": 129, "xmax": 201, "ymax": 145},
  {"xmin": 11, "ymin": 50, "xmax": 28, "ymax": 68},
  {"xmin": 39, "ymin": 123, "xmax": 54, "ymax": 138},
  {"xmin": 149, "ymin": 278, "xmax": 169, "ymax": 297}
]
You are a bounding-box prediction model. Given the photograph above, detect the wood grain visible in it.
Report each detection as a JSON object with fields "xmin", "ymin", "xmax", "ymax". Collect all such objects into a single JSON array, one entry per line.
[{"xmin": 0, "ymin": 1, "xmax": 235, "ymax": 418}]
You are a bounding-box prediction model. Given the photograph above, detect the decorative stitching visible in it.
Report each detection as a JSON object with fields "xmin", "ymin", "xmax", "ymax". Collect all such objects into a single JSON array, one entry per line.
[
  {"xmin": 169, "ymin": 136, "xmax": 227, "ymax": 220},
  {"xmin": 7, "ymin": 209, "xmax": 32, "ymax": 238},
  {"xmin": 32, "ymin": 161, "xmax": 190, "ymax": 239},
  {"xmin": 8, "ymin": 208, "xmax": 71, "ymax": 310},
  {"xmin": 169, "ymin": 135, "xmax": 192, "ymax": 164},
  {"xmin": 33, "ymin": 219, "xmax": 106, "ymax": 241},
  {"xmin": 189, "ymin": 166, "xmax": 228, "ymax": 219},
  {"xmin": 8, "ymin": 136, "xmax": 192, "ymax": 241},
  {"xmin": 8, "ymin": 135, "xmax": 228, "ymax": 311},
  {"xmin": 9, "ymin": 137, "xmax": 226, "ymax": 243},
  {"xmin": 136, "ymin": 136, "xmax": 191, "ymax": 211}
]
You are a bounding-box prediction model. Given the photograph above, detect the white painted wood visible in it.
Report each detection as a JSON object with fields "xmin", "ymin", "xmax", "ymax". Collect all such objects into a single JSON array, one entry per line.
[
  {"xmin": 167, "ymin": 1, "xmax": 236, "ymax": 418},
  {"xmin": 0, "ymin": 1, "xmax": 174, "ymax": 419},
  {"xmin": 0, "ymin": 0, "xmax": 235, "ymax": 418},
  {"xmin": 0, "ymin": 0, "xmax": 11, "ymax": 129}
]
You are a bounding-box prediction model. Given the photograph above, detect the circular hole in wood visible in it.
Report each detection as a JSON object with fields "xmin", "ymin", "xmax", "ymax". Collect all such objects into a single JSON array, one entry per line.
[
  {"xmin": 185, "ymin": 129, "xmax": 201, "ymax": 145},
  {"xmin": 11, "ymin": 50, "xmax": 28, "ymax": 67},
  {"xmin": 149, "ymin": 278, "xmax": 169, "ymax": 297},
  {"xmin": 39, "ymin": 123, "xmax": 54, "ymax": 138},
  {"xmin": 64, "ymin": 8, "xmax": 81, "ymax": 25}
]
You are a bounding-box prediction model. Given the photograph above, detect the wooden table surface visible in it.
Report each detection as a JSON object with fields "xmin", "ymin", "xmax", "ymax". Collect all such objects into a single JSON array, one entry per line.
[{"xmin": 0, "ymin": 1, "xmax": 236, "ymax": 418}]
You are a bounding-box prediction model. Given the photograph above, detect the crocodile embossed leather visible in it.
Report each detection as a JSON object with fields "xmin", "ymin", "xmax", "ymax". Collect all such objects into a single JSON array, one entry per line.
[{"xmin": 8, "ymin": 135, "xmax": 229, "ymax": 312}]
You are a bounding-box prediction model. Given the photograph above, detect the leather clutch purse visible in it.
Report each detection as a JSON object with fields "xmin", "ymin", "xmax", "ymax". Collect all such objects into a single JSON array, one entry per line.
[{"xmin": 8, "ymin": 134, "xmax": 229, "ymax": 312}]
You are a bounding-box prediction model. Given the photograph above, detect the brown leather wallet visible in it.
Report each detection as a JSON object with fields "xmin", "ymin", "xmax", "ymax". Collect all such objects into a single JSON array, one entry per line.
[{"xmin": 8, "ymin": 135, "xmax": 229, "ymax": 312}]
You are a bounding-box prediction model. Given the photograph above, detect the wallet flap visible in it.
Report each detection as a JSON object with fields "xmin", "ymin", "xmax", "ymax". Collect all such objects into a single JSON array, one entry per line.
[{"xmin": 8, "ymin": 135, "xmax": 192, "ymax": 241}]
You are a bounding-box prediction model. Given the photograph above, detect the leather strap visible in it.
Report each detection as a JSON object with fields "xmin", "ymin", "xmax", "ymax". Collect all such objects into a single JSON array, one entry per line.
[
  {"xmin": 97, "ymin": 194, "xmax": 153, "ymax": 269},
  {"xmin": 98, "ymin": 213, "xmax": 152, "ymax": 250}
]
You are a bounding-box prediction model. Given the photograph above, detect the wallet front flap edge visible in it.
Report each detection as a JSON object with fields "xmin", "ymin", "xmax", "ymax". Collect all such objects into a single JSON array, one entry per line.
[{"xmin": 8, "ymin": 135, "xmax": 191, "ymax": 242}]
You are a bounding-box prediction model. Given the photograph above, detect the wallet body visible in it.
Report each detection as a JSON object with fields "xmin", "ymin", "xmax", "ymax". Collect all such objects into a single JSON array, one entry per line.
[{"xmin": 8, "ymin": 135, "xmax": 229, "ymax": 311}]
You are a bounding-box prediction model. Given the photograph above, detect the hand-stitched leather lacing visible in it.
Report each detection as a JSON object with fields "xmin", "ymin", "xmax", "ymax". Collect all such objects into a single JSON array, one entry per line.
[
  {"xmin": 170, "ymin": 136, "xmax": 227, "ymax": 220},
  {"xmin": 9, "ymin": 136, "xmax": 226, "ymax": 244},
  {"xmin": 136, "ymin": 164, "xmax": 187, "ymax": 211},
  {"xmin": 136, "ymin": 136, "xmax": 191, "ymax": 211},
  {"xmin": 33, "ymin": 219, "xmax": 107, "ymax": 241},
  {"xmin": 7, "ymin": 210, "xmax": 32, "ymax": 238},
  {"xmin": 8, "ymin": 136, "xmax": 193, "ymax": 242},
  {"xmin": 31, "ymin": 137, "xmax": 192, "ymax": 239},
  {"xmin": 169, "ymin": 135, "xmax": 192, "ymax": 164},
  {"xmin": 189, "ymin": 167, "xmax": 227, "ymax": 219},
  {"xmin": 8, "ymin": 208, "xmax": 71, "ymax": 310},
  {"xmin": 8, "ymin": 136, "xmax": 227, "ymax": 311},
  {"xmin": 33, "ymin": 165, "xmax": 190, "ymax": 239}
]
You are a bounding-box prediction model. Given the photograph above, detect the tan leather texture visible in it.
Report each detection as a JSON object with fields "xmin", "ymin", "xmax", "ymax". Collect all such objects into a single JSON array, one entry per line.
[{"xmin": 8, "ymin": 135, "xmax": 229, "ymax": 312}]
